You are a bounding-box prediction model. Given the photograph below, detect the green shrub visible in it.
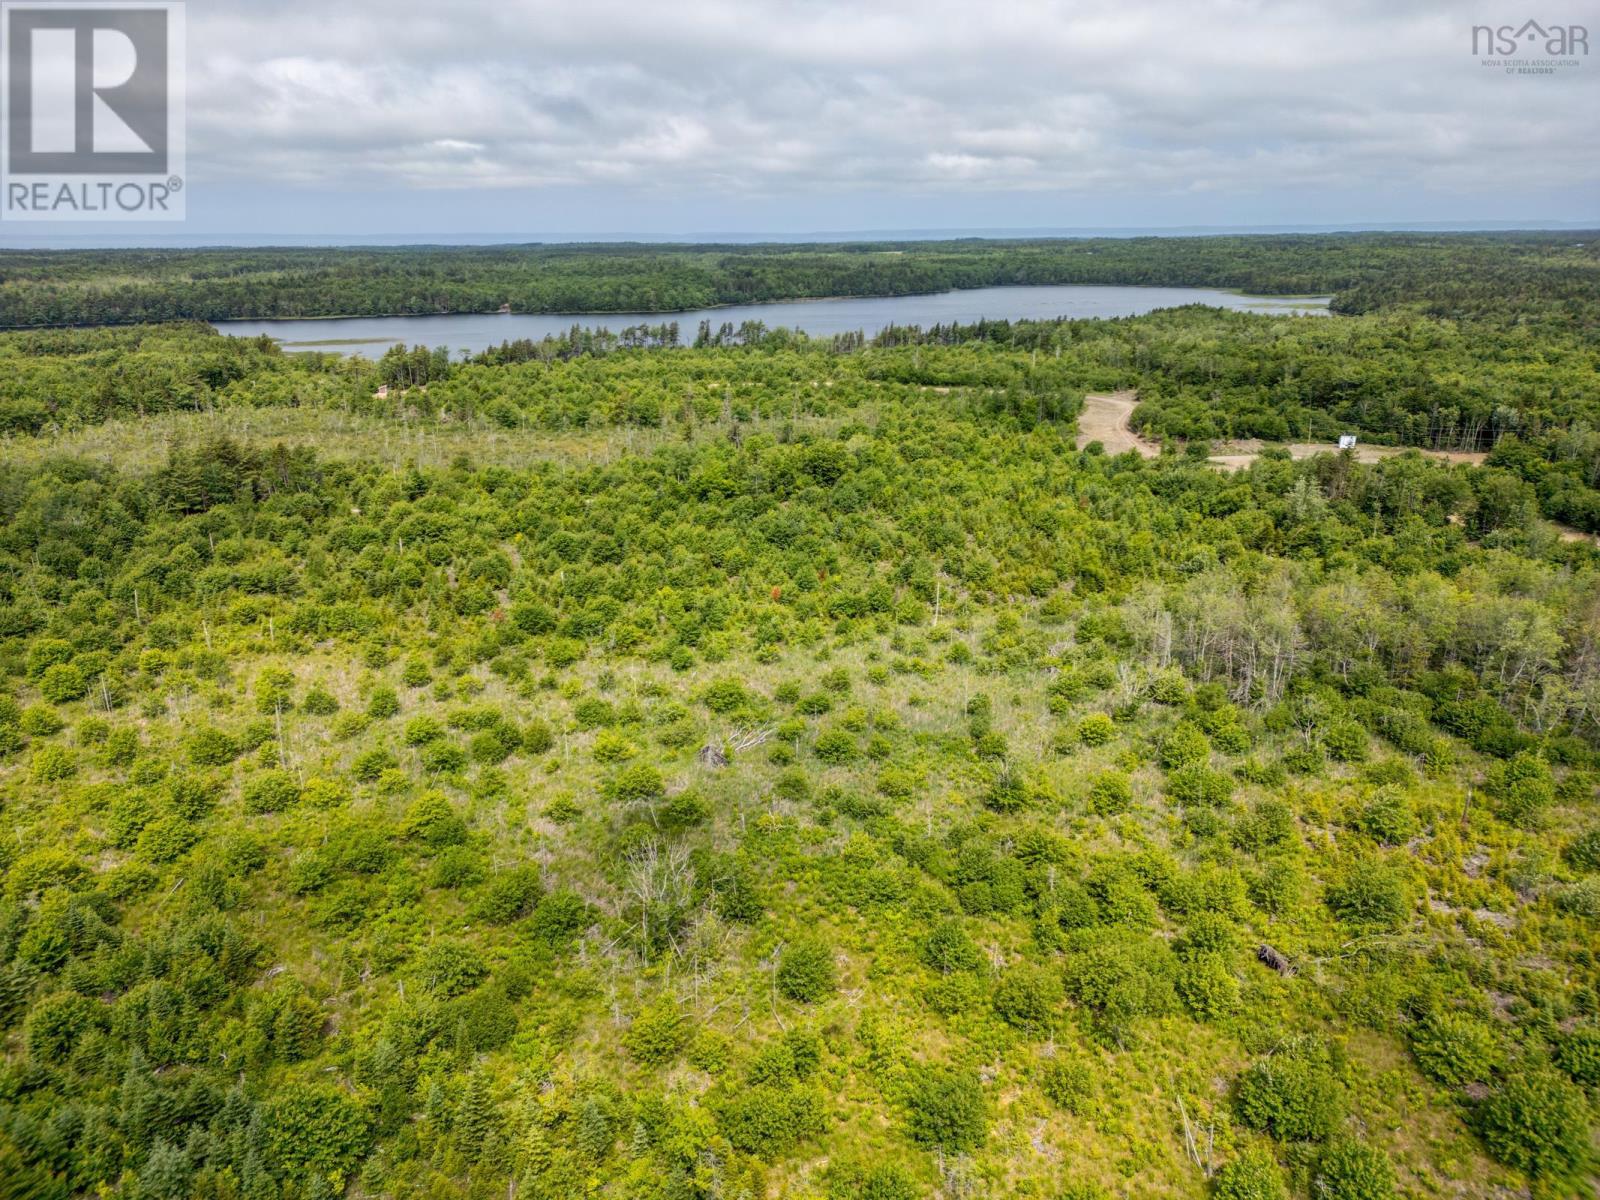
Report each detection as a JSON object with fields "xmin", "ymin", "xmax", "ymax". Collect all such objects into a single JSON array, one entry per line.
[
  {"xmin": 261, "ymin": 1083, "xmax": 373, "ymax": 1184},
  {"xmin": 974, "ymin": 730, "xmax": 1010, "ymax": 762},
  {"xmin": 992, "ymin": 962, "xmax": 1063, "ymax": 1031},
  {"xmin": 1474, "ymin": 1068, "xmax": 1591, "ymax": 1179},
  {"xmin": 135, "ymin": 815, "xmax": 199, "ymax": 863},
  {"xmin": 1325, "ymin": 858, "xmax": 1411, "ymax": 929},
  {"xmin": 1210, "ymin": 721, "xmax": 1252, "ymax": 754},
  {"xmin": 403, "ymin": 715, "xmax": 444, "ymax": 745},
  {"xmin": 1356, "ymin": 788, "xmax": 1417, "ymax": 845},
  {"xmin": 522, "ymin": 718, "xmax": 555, "ymax": 755},
  {"xmin": 19, "ymin": 706, "xmax": 64, "ymax": 737},
  {"xmin": 1160, "ymin": 723, "xmax": 1210, "ymax": 769},
  {"xmin": 1077, "ymin": 713, "xmax": 1116, "ymax": 746},
  {"xmin": 605, "ymin": 763, "xmax": 665, "ymax": 803},
  {"xmin": 1062, "ymin": 928, "xmax": 1177, "ymax": 1034},
  {"xmin": 431, "ymin": 845, "xmax": 485, "ymax": 888},
  {"xmin": 1563, "ymin": 827, "xmax": 1600, "ymax": 873},
  {"xmin": 366, "ymin": 686, "xmax": 400, "ymax": 719},
  {"xmin": 777, "ymin": 938, "xmax": 836, "ymax": 1002},
  {"xmin": 1177, "ymin": 954, "xmax": 1242, "ymax": 1019},
  {"xmin": 1553, "ymin": 876, "xmax": 1600, "ymax": 918},
  {"xmin": 1178, "ymin": 911, "xmax": 1240, "ymax": 958},
  {"xmin": 412, "ymin": 740, "xmax": 461, "ymax": 775},
  {"xmin": 1485, "ymin": 752, "xmax": 1555, "ymax": 828},
  {"xmin": 448, "ymin": 981, "xmax": 518, "ymax": 1051},
  {"xmin": 922, "ymin": 919, "xmax": 982, "ymax": 974},
  {"xmin": 470, "ymin": 724, "xmax": 520, "ymax": 764},
  {"xmin": 350, "ymin": 747, "xmax": 395, "ymax": 781},
  {"xmin": 1249, "ymin": 860, "xmax": 1304, "ymax": 916},
  {"xmin": 702, "ymin": 678, "xmax": 749, "ymax": 713},
  {"xmin": 1235, "ymin": 1043, "xmax": 1341, "ymax": 1141},
  {"xmin": 38, "ymin": 662, "xmax": 87, "ymax": 704},
  {"xmin": 625, "ymin": 999, "xmax": 690, "ymax": 1066},
  {"xmin": 413, "ymin": 939, "xmax": 488, "ymax": 998},
  {"xmin": 984, "ymin": 767, "xmax": 1028, "ymax": 812},
  {"xmin": 1039, "ymin": 1057, "xmax": 1094, "ymax": 1114},
  {"xmin": 1167, "ymin": 764, "xmax": 1232, "ymax": 808},
  {"xmin": 1212, "ymin": 1145, "xmax": 1287, "ymax": 1200},
  {"xmin": 826, "ymin": 1161, "xmax": 918, "ymax": 1200},
  {"xmin": 30, "ymin": 745, "xmax": 75, "ymax": 783},
  {"xmin": 1553, "ymin": 1024, "xmax": 1600, "ymax": 1086},
  {"xmin": 1235, "ymin": 758, "xmax": 1287, "ymax": 787},
  {"xmin": 1322, "ymin": 720, "xmax": 1369, "ymax": 763},
  {"xmin": 717, "ymin": 1082, "xmax": 825, "ymax": 1158},
  {"xmin": 1149, "ymin": 670, "xmax": 1190, "ymax": 704},
  {"xmin": 403, "ymin": 792, "xmax": 467, "ymax": 846},
  {"xmin": 301, "ymin": 686, "xmax": 339, "ymax": 715},
  {"xmin": 814, "ymin": 729, "xmax": 859, "ymax": 765},
  {"xmin": 1282, "ymin": 745, "xmax": 1324, "ymax": 775},
  {"xmin": 712, "ymin": 861, "xmax": 763, "ymax": 924},
  {"xmin": 24, "ymin": 990, "xmax": 99, "ymax": 1063},
  {"xmin": 24, "ymin": 640, "xmax": 73, "ymax": 679},
  {"xmin": 905, "ymin": 1066, "xmax": 987, "ymax": 1152},
  {"xmin": 1408, "ymin": 1012, "xmax": 1499, "ymax": 1087},
  {"xmin": 1084, "ymin": 863, "xmax": 1158, "ymax": 927},
  {"xmin": 1234, "ymin": 799, "xmax": 1294, "ymax": 852},
  {"xmin": 242, "ymin": 770, "xmax": 300, "ymax": 814},
  {"xmin": 1313, "ymin": 1141, "xmax": 1395, "ymax": 1200},
  {"xmin": 473, "ymin": 866, "xmax": 543, "ymax": 923},
  {"xmin": 102, "ymin": 726, "xmax": 140, "ymax": 766},
  {"xmin": 660, "ymin": 789, "xmax": 711, "ymax": 832},
  {"xmin": 1088, "ymin": 770, "xmax": 1133, "ymax": 815},
  {"xmin": 186, "ymin": 726, "xmax": 238, "ymax": 766}
]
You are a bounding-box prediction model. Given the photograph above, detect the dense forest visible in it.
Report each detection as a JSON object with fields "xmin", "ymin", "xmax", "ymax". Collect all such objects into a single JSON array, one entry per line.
[
  {"xmin": 0, "ymin": 239, "xmax": 1598, "ymax": 1200},
  {"xmin": 0, "ymin": 232, "xmax": 1596, "ymax": 330}
]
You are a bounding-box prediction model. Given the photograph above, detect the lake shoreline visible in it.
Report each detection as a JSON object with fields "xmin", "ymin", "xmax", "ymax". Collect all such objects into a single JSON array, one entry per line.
[
  {"xmin": 210, "ymin": 282, "xmax": 1332, "ymax": 330},
  {"xmin": 209, "ymin": 284, "xmax": 1333, "ymax": 357},
  {"xmin": 0, "ymin": 283, "xmax": 1332, "ymax": 335}
]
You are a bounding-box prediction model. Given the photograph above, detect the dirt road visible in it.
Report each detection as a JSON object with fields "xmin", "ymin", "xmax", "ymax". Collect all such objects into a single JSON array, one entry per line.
[
  {"xmin": 1207, "ymin": 440, "xmax": 1488, "ymax": 470},
  {"xmin": 1078, "ymin": 391, "xmax": 1159, "ymax": 458}
]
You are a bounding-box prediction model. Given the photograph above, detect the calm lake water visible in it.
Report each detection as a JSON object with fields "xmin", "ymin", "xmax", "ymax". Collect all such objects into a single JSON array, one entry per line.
[{"xmin": 215, "ymin": 285, "xmax": 1330, "ymax": 357}]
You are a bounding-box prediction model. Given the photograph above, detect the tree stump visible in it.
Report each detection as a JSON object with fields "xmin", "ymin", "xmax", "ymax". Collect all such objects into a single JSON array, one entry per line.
[{"xmin": 1256, "ymin": 944, "xmax": 1295, "ymax": 976}]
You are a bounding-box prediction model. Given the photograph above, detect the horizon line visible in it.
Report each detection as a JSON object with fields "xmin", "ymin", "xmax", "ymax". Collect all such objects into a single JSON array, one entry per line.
[{"xmin": 3, "ymin": 218, "xmax": 1598, "ymax": 252}]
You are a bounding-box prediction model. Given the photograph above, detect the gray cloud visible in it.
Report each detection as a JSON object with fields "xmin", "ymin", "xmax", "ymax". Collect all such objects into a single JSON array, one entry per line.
[{"xmin": 181, "ymin": 0, "xmax": 1597, "ymax": 210}]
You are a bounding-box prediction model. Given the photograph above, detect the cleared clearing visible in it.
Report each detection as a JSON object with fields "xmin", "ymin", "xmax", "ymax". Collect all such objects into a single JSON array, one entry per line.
[
  {"xmin": 1077, "ymin": 390, "xmax": 1159, "ymax": 457},
  {"xmin": 1075, "ymin": 395, "xmax": 1491, "ymax": 471},
  {"xmin": 1207, "ymin": 439, "xmax": 1488, "ymax": 470}
]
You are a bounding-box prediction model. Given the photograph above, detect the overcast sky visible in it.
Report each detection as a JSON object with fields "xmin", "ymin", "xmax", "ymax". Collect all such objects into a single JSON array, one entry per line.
[{"xmin": 11, "ymin": 0, "xmax": 1600, "ymax": 240}]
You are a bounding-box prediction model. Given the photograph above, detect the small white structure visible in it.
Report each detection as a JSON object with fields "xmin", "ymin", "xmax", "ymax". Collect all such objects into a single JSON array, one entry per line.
[{"xmin": 1337, "ymin": 434, "xmax": 1358, "ymax": 451}]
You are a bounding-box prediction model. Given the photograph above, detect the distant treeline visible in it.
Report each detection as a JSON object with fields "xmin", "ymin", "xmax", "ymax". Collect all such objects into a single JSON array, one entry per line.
[{"xmin": 1, "ymin": 232, "xmax": 1597, "ymax": 331}]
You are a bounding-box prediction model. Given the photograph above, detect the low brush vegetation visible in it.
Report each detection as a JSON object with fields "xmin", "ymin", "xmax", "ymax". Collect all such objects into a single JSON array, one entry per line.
[{"xmin": 0, "ymin": 243, "xmax": 1597, "ymax": 1199}]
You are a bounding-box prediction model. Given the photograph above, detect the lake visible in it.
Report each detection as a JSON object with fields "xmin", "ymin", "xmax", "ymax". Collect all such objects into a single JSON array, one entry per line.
[{"xmin": 214, "ymin": 284, "xmax": 1330, "ymax": 357}]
